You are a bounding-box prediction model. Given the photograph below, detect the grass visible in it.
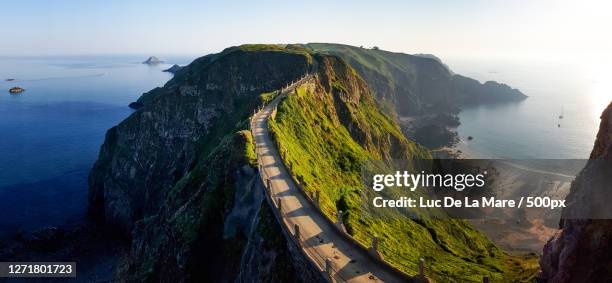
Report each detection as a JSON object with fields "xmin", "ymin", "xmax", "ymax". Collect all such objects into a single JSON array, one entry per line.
[
  {"xmin": 303, "ymin": 43, "xmax": 453, "ymax": 116},
  {"xmin": 260, "ymin": 90, "xmax": 281, "ymax": 105},
  {"xmin": 267, "ymin": 71, "xmax": 538, "ymax": 281}
]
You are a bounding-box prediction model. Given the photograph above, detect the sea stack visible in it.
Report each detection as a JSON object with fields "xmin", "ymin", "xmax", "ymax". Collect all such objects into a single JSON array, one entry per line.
[
  {"xmin": 9, "ymin": 87, "xmax": 25, "ymax": 94},
  {"xmin": 143, "ymin": 56, "xmax": 162, "ymax": 65}
]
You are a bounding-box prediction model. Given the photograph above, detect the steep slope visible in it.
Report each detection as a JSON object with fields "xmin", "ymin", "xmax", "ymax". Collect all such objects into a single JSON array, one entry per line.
[
  {"xmin": 304, "ymin": 43, "xmax": 526, "ymax": 116},
  {"xmin": 540, "ymin": 102, "xmax": 612, "ymax": 282},
  {"xmin": 303, "ymin": 43, "xmax": 526, "ymax": 148},
  {"xmin": 89, "ymin": 44, "xmax": 312, "ymax": 235},
  {"xmin": 89, "ymin": 45, "xmax": 317, "ymax": 281},
  {"xmin": 89, "ymin": 44, "xmax": 534, "ymax": 282},
  {"xmin": 268, "ymin": 54, "xmax": 533, "ymax": 281}
]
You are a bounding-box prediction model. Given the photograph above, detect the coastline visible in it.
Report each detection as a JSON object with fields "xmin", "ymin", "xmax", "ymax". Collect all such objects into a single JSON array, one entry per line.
[
  {"xmin": 431, "ymin": 139, "xmax": 577, "ymax": 254},
  {"xmin": 431, "ymin": 146, "xmax": 465, "ymax": 159}
]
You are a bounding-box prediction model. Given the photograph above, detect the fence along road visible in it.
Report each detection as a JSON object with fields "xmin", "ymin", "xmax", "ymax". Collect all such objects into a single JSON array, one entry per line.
[{"xmin": 250, "ymin": 75, "xmax": 408, "ymax": 283}]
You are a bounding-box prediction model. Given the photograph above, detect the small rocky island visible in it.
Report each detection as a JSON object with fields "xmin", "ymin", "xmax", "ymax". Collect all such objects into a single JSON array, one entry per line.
[
  {"xmin": 163, "ymin": 64, "xmax": 182, "ymax": 74},
  {"xmin": 9, "ymin": 87, "xmax": 25, "ymax": 94},
  {"xmin": 142, "ymin": 56, "xmax": 163, "ymax": 65},
  {"xmin": 5, "ymin": 78, "xmax": 15, "ymax": 81}
]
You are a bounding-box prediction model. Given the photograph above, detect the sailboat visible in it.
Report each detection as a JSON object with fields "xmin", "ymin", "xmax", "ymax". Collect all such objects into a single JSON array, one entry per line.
[{"xmin": 559, "ymin": 106, "xmax": 564, "ymax": 119}]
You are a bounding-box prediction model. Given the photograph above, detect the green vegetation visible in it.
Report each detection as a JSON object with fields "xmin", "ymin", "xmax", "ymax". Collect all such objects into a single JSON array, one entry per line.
[
  {"xmin": 127, "ymin": 129, "xmax": 259, "ymax": 281},
  {"xmin": 236, "ymin": 44, "xmax": 287, "ymax": 52},
  {"xmin": 98, "ymin": 44, "xmax": 535, "ymax": 281},
  {"xmin": 230, "ymin": 44, "xmax": 314, "ymax": 64},
  {"xmin": 251, "ymin": 203, "xmax": 301, "ymax": 281},
  {"xmin": 303, "ymin": 43, "xmax": 453, "ymax": 116},
  {"xmin": 259, "ymin": 90, "xmax": 281, "ymax": 105},
  {"xmin": 268, "ymin": 57, "xmax": 537, "ymax": 281},
  {"xmin": 100, "ymin": 44, "xmax": 325, "ymax": 281},
  {"xmin": 166, "ymin": 130, "xmax": 257, "ymax": 242}
]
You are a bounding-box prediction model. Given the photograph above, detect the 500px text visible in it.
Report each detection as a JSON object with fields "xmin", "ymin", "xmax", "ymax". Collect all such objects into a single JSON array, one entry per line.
[{"xmin": 373, "ymin": 196, "xmax": 566, "ymax": 209}]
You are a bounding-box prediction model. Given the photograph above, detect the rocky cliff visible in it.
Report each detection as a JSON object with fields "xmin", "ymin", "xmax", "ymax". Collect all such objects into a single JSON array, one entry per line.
[
  {"xmin": 89, "ymin": 45, "xmax": 315, "ymax": 281},
  {"xmin": 89, "ymin": 45, "xmax": 311, "ymax": 235},
  {"xmin": 304, "ymin": 43, "xmax": 526, "ymax": 116},
  {"xmin": 540, "ymin": 102, "xmax": 612, "ymax": 282},
  {"xmin": 89, "ymin": 43, "xmax": 534, "ymax": 281},
  {"xmin": 303, "ymin": 43, "xmax": 526, "ymax": 148}
]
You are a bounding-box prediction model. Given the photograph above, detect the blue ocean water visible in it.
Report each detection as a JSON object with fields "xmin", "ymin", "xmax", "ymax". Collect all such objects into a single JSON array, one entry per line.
[
  {"xmin": 446, "ymin": 58, "xmax": 612, "ymax": 159},
  {"xmin": 0, "ymin": 56, "xmax": 192, "ymax": 236}
]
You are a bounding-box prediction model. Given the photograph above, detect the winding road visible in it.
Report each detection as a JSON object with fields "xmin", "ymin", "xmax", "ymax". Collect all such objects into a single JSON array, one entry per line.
[{"xmin": 250, "ymin": 76, "xmax": 409, "ymax": 283}]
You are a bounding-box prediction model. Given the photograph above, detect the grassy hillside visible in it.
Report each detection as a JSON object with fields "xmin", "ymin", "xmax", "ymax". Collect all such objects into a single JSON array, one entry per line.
[
  {"xmin": 268, "ymin": 54, "xmax": 537, "ymax": 281},
  {"xmin": 304, "ymin": 43, "xmax": 454, "ymax": 116},
  {"xmin": 90, "ymin": 43, "xmax": 534, "ymax": 281},
  {"xmin": 304, "ymin": 43, "xmax": 525, "ymax": 119}
]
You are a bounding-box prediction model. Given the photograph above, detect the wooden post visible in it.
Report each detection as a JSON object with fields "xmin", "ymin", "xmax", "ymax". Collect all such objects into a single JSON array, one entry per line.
[
  {"xmin": 419, "ymin": 258, "xmax": 425, "ymax": 279},
  {"xmin": 314, "ymin": 190, "xmax": 320, "ymax": 209},
  {"xmin": 336, "ymin": 210, "xmax": 347, "ymax": 233},
  {"xmin": 266, "ymin": 179, "xmax": 272, "ymax": 190},
  {"xmin": 369, "ymin": 236, "xmax": 384, "ymax": 260},
  {"xmin": 294, "ymin": 224, "xmax": 300, "ymax": 243},
  {"xmin": 277, "ymin": 198, "xmax": 282, "ymax": 214},
  {"xmin": 325, "ymin": 258, "xmax": 333, "ymax": 281}
]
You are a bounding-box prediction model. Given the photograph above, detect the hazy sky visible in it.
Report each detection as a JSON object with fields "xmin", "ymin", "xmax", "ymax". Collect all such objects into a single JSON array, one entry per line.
[{"xmin": 3, "ymin": 0, "xmax": 611, "ymax": 62}]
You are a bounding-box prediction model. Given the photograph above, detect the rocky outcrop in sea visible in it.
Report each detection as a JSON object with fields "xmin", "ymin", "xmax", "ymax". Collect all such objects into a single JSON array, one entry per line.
[{"xmin": 142, "ymin": 56, "xmax": 162, "ymax": 65}]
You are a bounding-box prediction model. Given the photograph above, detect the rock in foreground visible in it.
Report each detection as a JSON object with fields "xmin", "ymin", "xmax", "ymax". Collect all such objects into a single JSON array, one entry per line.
[{"xmin": 540, "ymin": 102, "xmax": 612, "ymax": 282}]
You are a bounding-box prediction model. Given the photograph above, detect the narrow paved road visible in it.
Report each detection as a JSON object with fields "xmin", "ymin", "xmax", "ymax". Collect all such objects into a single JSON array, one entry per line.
[{"xmin": 251, "ymin": 78, "xmax": 406, "ymax": 283}]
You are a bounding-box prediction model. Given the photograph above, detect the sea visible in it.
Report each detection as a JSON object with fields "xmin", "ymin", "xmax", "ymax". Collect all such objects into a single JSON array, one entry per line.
[
  {"xmin": 447, "ymin": 57, "xmax": 612, "ymax": 159},
  {"xmin": 0, "ymin": 55, "xmax": 194, "ymax": 238},
  {"xmin": 0, "ymin": 55, "xmax": 609, "ymax": 238}
]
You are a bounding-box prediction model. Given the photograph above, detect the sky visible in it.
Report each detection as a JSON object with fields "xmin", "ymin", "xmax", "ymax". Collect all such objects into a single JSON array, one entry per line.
[{"xmin": 3, "ymin": 0, "xmax": 611, "ymax": 63}]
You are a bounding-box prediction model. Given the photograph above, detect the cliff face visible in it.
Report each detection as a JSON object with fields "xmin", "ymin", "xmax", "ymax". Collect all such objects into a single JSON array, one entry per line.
[
  {"xmin": 304, "ymin": 43, "xmax": 526, "ymax": 116},
  {"xmin": 540, "ymin": 102, "xmax": 612, "ymax": 282},
  {"xmin": 89, "ymin": 46, "xmax": 311, "ymax": 235},
  {"xmin": 452, "ymin": 75, "xmax": 527, "ymax": 103},
  {"xmin": 89, "ymin": 45, "xmax": 315, "ymax": 281},
  {"xmin": 303, "ymin": 43, "xmax": 526, "ymax": 149},
  {"xmin": 88, "ymin": 44, "xmax": 533, "ymax": 281},
  {"xmin": 590, "ymin": 103, "xmax": 612, "ymax": 159},
  {"xmin": 122, "ymin": 131, "xmax": 306, "ymax": 282}
]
